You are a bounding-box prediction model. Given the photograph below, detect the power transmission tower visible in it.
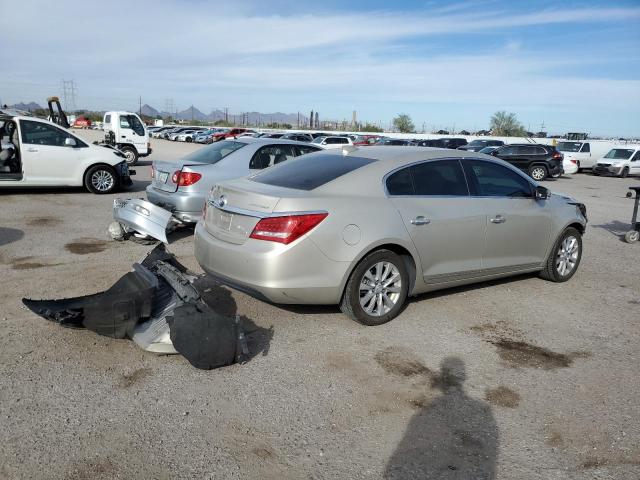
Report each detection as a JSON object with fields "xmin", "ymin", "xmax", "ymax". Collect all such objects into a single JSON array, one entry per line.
[
  {"xmin": 164, "ymin": 99, "xmax": 174, "ymax": 118},
  {"xmin": 61, "ymin": 79, "xmax": 77, "ymax": 112}
]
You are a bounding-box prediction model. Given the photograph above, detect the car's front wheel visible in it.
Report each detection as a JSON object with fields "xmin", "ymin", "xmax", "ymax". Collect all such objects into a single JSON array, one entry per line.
[
  {"xmin": 620, "ymin": 167, "xmax": 629, "ymax": 178},
  {"xmin": 340, "ymin": 249, "xmax": 409, "ymax": 325},
  {"xmin": 539, "ymin": 227, "xmax": 582, "ymax": 282},
  {"xmin": 84, "ymin": 165, "xmax": 118, "ymax": 194}
]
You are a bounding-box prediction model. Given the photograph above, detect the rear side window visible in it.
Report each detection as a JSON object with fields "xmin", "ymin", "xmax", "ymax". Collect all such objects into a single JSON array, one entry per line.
[
  {"xmin": 326, "ymin": 137, "xmax": 347, "ymax": 145},
  {"xmin": 251, "ymin": 153, "xmax": 375, "ymax": 191},
  {"xmin": 249, "ymin": 145, "xmax": 296, "ymax": 169},
  {"xmin": 182, "ymin": 140, "xmax": 245, "ymax": 164},
  {"xmin": 386, "ymin": 160, "xmax": 468, "ymax": 196},
  {"xmin": 463, "ymin": 160, "xmax": 532, "ymax": 198},
  {"xmin": 534, "ymin": 146, "xmax": 547, "ymax": 155}
]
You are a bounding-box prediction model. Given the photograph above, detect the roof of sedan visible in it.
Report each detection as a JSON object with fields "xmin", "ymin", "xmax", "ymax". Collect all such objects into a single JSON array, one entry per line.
[
  {"xmin": 232, "ymin": 137, "xmax": 315, "ymax": 146},
  {"xmin": 342, "ymin": 145, "xmax": 490, "ymax": 163}
]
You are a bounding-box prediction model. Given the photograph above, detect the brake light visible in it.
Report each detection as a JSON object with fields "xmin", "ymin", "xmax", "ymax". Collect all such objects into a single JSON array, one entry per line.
[
  {"xmin": 552, "ymin": 151, "xmax": 563, "ymax": 160},
  {"xmin": 570, "ymin": 159, "xmax": 578, "ymax": 165},
  {"xmin": 172, "ymin": 170, "xmax": 202, "ymax": 186},
  {"xmin": 250, "ymin": 213, "xmax": 328, "ymax": 244},
  {"xmin": 151, "ymin": 164, "xmax": 155, "ymax": 179}
]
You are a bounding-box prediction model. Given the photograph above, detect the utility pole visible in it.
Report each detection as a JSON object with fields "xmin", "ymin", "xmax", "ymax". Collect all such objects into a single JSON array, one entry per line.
[
  {"xmin": 224, "ymin": 107, "xmax": 228, "ymax": 124},
  {"xmin": 139, "ymin": 96, "xmax": 142, "ymax": 116},
  {"xmin": 191, "ymin": 105, "xmax": 194, "ymax": 122}
]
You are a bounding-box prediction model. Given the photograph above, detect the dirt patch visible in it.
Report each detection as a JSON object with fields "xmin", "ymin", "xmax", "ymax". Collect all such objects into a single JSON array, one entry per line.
[
  {"xmin": 629, "ymin": 300, "xmax": 640, "ymax": 305},
  {"xmin": 374, "ymin": 347, "xmax": 433, "ymax": 378},
  {"xmin": 326, "ymin": 352, "xmax": 356, "ymax": 371},
  {"xmin": 485, "ymin": 386, "xmax": 520, "ymax": 408},
  {"xmin": 580, "ymin": 456, "xmax": 640, "ymax": 469},
  {"xmin": 253, "ymin": 447, "xmax": 274, "ymax": 459},
  {"xmin": 68, "ymin": 457, "xmax": 117, "ymax": 480},
  {"xmin": 27, "ymin": 216, "xmax": 61, "ymax": 227},
  {"xmin": 65, "ymin": 238, "xmax": 108, "ymax": 255},
  {"xmin": 490, "ymin": 340, "xmax": 590, "ymax": 370},
  {"xmin": 118, "ymin": 368, "xmax": 152, "ymax": 388},
  {"xmin": 545, "ymin": 430, "xmax": 564, "ymax": 448}
]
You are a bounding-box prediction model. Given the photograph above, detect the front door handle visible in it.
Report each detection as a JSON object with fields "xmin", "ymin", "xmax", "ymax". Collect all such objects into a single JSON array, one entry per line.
[
  {"xmin": 411, "ymin": 216, "xmax": 430, "ymax": 226},
  {"xmin": 490, "ymin": 215, "xmax": 506, "ymax": 224},
  {"xmin": 27, "ymin": 147, "xmax": 39, "ymax": 152}
]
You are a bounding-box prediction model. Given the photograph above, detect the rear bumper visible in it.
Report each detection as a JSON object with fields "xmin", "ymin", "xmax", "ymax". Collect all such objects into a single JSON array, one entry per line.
[
  {"xmin": 146, "ymin": 184, "xmax": 204, "ymax": 223},
  {"xmin": 194, "ymin": 221, "xmax": 348, "ymax": 305}
]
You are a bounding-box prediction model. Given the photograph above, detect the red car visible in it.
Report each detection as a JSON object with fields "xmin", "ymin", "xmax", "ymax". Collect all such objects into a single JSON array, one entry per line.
[
  {"xmin": 212, "ymin": 128, "xmax": 249, "ymax": 142},
  {"xmin": 352, "ymin": 134, "xmax": 383, "ymax": 146}
]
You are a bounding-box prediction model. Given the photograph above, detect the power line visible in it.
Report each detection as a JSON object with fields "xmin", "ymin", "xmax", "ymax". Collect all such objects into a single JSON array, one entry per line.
[{"xmin": 61, "ymin": 79, "xmax": 77, "ymax": 112}]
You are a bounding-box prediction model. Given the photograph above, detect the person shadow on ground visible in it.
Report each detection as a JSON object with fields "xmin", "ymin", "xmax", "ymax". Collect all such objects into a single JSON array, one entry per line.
[{"xmin": 384, "ymin": 357, "xmax": 499, "ymax": 479}]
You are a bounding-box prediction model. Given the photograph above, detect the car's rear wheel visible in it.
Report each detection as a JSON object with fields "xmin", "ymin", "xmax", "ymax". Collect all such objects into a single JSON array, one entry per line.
[
  {"xmin": 119, "ymin": 146, "xmax": 138, "ymax": 166},
  {"xmin": 340, "ymin": 249, "xmax": 409, "ymax": 326},
  {"xmin": 85, "ymin": 165, "xmax": 118, "ymax": 194},
  {"xmin": 539, "ymin": 227, "xmax": 582, "ymax": 282},
  {"xmin": 529, "ymin": 165, "xmax": 548, "ymax": 181}
]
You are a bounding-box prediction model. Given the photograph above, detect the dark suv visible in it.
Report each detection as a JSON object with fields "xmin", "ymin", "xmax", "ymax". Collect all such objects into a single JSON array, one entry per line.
[
  {"xmin": 458, "ymin": 139, "xmax": 505, "ymax": 152},
  {"xmin": 490, "ymin": 144, "xmax": 563, "ymax": 181}
]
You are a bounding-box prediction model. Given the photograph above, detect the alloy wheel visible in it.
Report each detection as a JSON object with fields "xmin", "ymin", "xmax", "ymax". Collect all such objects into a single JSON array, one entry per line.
[
  {"xmin": 91, "ymin": 170, "xmax": 114, "ymax": 192},
  {"xmin": 359, "ymin": 261, "xmax": 402, "ymax": 317},
  {"xmin": 531, "ymin": 167, "xmax": 546, "ymax": 181},
  {"xmin": 555, "ymin": 236, "xmax": 579, "ymax": 277}
]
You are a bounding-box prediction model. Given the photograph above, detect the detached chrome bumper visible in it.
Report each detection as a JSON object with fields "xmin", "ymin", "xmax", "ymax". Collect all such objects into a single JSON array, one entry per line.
[{"xmin": 113, "ymin": 198, "xmax": 178, "ymax": 243}]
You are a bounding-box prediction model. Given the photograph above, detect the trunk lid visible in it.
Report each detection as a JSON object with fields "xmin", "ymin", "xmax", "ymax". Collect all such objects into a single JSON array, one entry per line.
[
  {"xmin": 203, "ymin": 180, "xmax": 288, "ymax": 245},
  {"xmin": 151, "ymin": 160, "xmax": 207, "ymax": 193}
]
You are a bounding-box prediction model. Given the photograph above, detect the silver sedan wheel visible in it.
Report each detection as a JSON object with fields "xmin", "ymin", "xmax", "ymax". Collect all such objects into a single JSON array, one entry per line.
[
  {"xmin": 531, "ymin": 167, "xmax": 546, "ymax": 181},
  {"xmin": 556, "ymin": 236, "xmax": 579, "ymax": 277},
  {"xmin": 91, "ymin": 169, "xmax": 115, "ymax": 192},
  {"xmin": 359, "ymin": 261, "xmax": 402, "ymax": 317}
]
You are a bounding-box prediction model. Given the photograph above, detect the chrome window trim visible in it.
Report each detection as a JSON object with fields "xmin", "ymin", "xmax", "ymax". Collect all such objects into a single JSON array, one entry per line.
[{"xmin": 383, "ymin": 156, "xmax": 536, "ymax": 199}]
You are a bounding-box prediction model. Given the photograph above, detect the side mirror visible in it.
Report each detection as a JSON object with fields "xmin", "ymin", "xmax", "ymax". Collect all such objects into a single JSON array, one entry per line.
[
  {"xmin": 64, "ymin": 137, "xmax": 77, "ymax": 147},
  {"xmin": 535, "ymin": 185, "xmax": 549, "ymax": 200}
]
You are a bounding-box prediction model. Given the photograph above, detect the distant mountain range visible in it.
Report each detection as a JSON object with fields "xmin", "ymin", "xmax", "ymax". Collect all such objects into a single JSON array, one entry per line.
[{"xmin": 8, "ymin": 102, "xmax": 43, "ymax": 111}]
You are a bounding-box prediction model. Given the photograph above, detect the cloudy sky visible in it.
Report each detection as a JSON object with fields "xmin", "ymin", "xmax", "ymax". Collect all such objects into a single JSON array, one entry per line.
[{"xmin": 1, "ymin": 0, "xmax": 639, "ymax": 136}]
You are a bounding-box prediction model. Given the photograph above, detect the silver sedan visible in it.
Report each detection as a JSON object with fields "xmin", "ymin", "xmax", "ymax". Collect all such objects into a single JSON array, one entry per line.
[
  {"xmin": 146, "ymin": 138, "xmax": 321, "ymax": 223},
  {"xmin": 194, "ymin": 147, "xmax": 587, "ymax": 325}
]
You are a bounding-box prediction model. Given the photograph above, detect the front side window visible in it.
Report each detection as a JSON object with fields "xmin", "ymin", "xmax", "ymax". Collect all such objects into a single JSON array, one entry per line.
[
  {"xmin": 20, "ymin": 120, "xmax": 83, "ymax": 147},
  {"xmin": 630, "ymin": 151, "xmax": 640, "ymax": 162},
  {"xmin": 581, "ymin": 143, "xmax": 590, "ymax": 153},
  {"xmin": 463, "ymin": 160, "xmax": 532, "ymax": 198},
  {"xmin": 294, "ymin": 145, "xmax": 321, "ymax": 156},
  {"xmin": 249, "ymin": 145, "xmax": 296, "ymax": 169}
]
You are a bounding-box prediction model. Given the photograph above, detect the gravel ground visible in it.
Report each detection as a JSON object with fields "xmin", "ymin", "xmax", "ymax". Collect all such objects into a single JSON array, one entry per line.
[{"xmin": 1, "ymin": 131, "xmax": 639, "ymax": 479}]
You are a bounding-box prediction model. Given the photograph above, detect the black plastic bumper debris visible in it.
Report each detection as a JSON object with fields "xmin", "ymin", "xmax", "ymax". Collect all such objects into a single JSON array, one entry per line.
[{"xmin": 22, "ymin": 245, "xmax": 246, "ymax": 370}]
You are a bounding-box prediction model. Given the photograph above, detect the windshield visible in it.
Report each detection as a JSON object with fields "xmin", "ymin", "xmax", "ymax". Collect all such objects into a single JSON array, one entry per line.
[
  {"xmin": 181, "ymin": 140, "xmax": 246, "ymax": 164},
  {"xmin": 311, "ymin": 137, "xmax": 326, "ymax": 144},
  {"xmin": 556, "ymin": 142, "xmax": 582, "ymax": 153},
  {"xmin": 604, "ymin": 149, "xmax": 634, "ymax": 160},
  {"xmin": 468, "ymin": 140, "xmax": 488, "ymax": 147}
]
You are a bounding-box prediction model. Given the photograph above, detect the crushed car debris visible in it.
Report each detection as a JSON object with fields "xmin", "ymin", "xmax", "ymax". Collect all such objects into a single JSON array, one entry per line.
[
  {"xmin": 22, "ymin": 245, "xmax": 247, "ymax": 370},
  {"xmin": 110, "ymin": 198, "xmax": 180, "ymax": 244}
]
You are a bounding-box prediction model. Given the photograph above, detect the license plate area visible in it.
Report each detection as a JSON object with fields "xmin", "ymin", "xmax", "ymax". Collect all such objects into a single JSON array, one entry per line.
[
  {"xmin": 158, "ymin": 171, "xmax": 169, "ymax": 183},
  {"xmin": 212, "ymin": 208, "xmax": 233, "ymax": 231}
]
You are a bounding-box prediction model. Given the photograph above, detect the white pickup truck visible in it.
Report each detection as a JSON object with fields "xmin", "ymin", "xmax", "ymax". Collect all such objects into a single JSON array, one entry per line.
[{"xmin": 103, "ymin": 111, "xmax": 152, "ymax": 165}]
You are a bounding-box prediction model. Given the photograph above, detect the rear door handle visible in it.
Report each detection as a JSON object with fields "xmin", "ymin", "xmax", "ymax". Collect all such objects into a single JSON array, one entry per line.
[
  {"xmin": 27, "ymin": 147, "xmax": 39, "ymax": 152},
  {"xmin": 411, "ymin": 216, "xmax": 430, "ymax": 226},
  {"xmin": 490, "ymin": 215, "xmax": 506, "ymax": 224}
]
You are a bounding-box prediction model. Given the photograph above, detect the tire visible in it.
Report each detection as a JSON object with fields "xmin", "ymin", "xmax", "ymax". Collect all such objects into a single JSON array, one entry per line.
[
  {"xmin": 624, "ymin": 230, "xmax": 639, "ymax": 243},
  {"xmin": 529, "ymin": 165, "xmax": 548, "ymax": 181},
  {"xmin": 186, "ymin": 137, "xmax": 193, "ymax": 143},
  {"xmin": 119, "ymin": 146, "xmax": 138, "ymax": 166},
  {"xmin": 340, "ymin": 249, "xmax": 409, "ymax": 326},
  {"xmin": 539, "ymin": 227, "xmax": 582, "ymax": 282},
  {"xmin": 620, "ymin": 167, "xmax": 629, "ymax": 178},
  {"xmin": 84, "ymin": 165, "xmax": 118, "ymax": 194}
]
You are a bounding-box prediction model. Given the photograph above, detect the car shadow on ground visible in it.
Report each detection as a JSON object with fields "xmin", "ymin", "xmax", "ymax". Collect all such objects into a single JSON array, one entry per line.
[
  {"xmin": 384, "ymin": 357, "xmax": 498, "ymax": 479},
  {"xmin": 195, "ymin": 276, "xmax": 274, "ymax": 360},
  {"xmin": 0, "ymin": 227, "xmax": 24, "ymax": 246},
  {"xmin": 276, "ymin": 273, "xmax": 539, "ymax": 319},
  {"xmin": 592, "ymin": 220, "xmax": 633, "ymax": 242}
]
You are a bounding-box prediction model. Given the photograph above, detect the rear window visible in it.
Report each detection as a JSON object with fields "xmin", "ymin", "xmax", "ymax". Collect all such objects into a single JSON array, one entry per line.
[
  {"xmin": 604, "ymin": 149, "xmax": 634, "ymax": 160},
  {"xmin": 250, "ymin": 153, "xmax": 375, "ymax": 191},
  {"xmin": 182, "ymin": 140, "xmax": 246, "ymax": 164}
]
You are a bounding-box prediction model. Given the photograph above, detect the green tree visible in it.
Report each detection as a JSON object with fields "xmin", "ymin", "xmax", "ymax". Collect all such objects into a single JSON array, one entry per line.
[
  {"xmin": 490, "ymin": 111, "xmax": 526, "ymax": 136},
  {"xmin": 362, "ymin": 123, "xmax": 384, "ymax": 133},
  {"xmin": 392, "ymin": 114, "xmax": 415, "ymax": 133}
]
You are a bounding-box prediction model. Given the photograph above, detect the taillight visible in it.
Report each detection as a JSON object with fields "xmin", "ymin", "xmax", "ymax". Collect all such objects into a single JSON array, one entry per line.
[
  {"xmin": 250, "ymin": 213, "xmax": 328, "ymax": 244},
  {"xmin": 552, "ymin": 151, "xmax": 563, "ymax": 160},
  {"xmin": 151, "ymin": 165, "xmax": 155, "ymax": 179},
  {"xmin": 570, "ymin": 159, "xmax": 578, "ymax": 165},
  {"xmin": 172, "ymin": 170, "xmax": 202, "ymax": 187}
]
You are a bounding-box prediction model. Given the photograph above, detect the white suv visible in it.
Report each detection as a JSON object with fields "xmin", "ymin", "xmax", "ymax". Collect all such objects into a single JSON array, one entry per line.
[{"xmin": 312, "ymin": 136, "xmax": 353, "ymax": 149}]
